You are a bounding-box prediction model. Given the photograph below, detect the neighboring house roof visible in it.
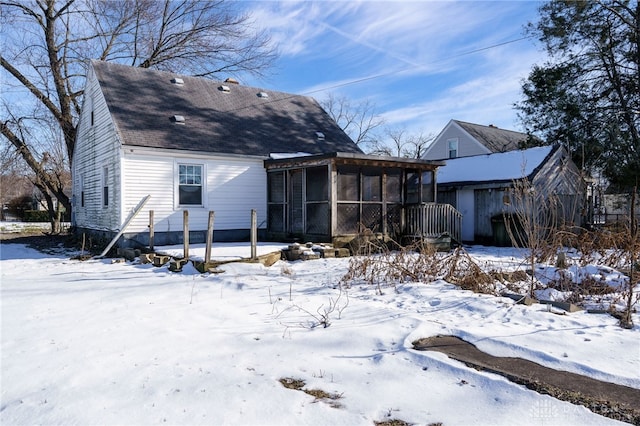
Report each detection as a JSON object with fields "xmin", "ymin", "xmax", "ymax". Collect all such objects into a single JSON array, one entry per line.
[
  {"xmin": 90, "ymin": 60, "xmax": 361, "ymax": 157},
  {"xmin": 437, "ymin": 145, "xmax": 555, "ymax": 185},
  {"xmin": 453, "ymin": 120, "xmax": 535, "ymax": 153}
]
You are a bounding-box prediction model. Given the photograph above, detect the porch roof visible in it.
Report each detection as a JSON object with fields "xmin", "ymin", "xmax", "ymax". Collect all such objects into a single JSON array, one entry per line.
[{"xmin": 264, "ymin": 152, "xmax": 445, "ymax": 171}]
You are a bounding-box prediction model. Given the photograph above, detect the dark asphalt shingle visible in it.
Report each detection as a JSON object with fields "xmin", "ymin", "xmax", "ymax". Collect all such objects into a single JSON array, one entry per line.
[{"xmin": 92, "ymin": 60, "xmax": 361, "ymax": 157}]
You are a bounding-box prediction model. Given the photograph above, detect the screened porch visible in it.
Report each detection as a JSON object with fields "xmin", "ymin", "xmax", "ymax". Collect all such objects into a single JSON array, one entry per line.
[{"xmin": 264, "ymin": 152, "xmax": 459, "ymax": 246}]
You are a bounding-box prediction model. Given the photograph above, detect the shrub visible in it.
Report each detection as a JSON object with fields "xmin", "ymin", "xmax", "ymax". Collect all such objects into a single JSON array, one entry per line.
[{"xmin": 23, "ymin": 210, "xmax": 50, "ymax": 222}]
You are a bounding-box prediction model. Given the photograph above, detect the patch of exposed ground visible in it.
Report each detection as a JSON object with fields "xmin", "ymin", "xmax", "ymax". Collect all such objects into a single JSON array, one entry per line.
[{"xmin": 0, "ymin": 232, "xmax": 80, "ymax": 255}]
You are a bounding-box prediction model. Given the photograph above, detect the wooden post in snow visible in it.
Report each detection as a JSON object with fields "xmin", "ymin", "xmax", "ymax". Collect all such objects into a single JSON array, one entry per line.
[
  {"xmin": 183, "ymin": 210, "xmax": 189, "ymax": 259},
  {"xmin": 205, "ymin": 211, "xmax": 215, "ymax": 263},
  {"xmin": 250, "ymin": 209, "xmax": 257, "ymax": 260},
  {"xmin": 149, "ymin": 210, "xmax": 155, "ymax": 251}
]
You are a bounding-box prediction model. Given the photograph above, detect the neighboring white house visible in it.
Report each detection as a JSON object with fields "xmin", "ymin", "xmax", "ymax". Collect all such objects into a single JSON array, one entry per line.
[
  {"xmin": 423, "ymin": 119, "xmax": 538, "ymax": 161},
  {"xmin": 72, "ymin": 61, "xmax": 362, "ymax": 247}
]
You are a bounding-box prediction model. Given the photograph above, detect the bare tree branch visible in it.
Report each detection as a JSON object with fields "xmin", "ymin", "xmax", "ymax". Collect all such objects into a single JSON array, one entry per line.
[{"xmin": 0, "ymin": 0, "xmax": 276, "ymax": 230}]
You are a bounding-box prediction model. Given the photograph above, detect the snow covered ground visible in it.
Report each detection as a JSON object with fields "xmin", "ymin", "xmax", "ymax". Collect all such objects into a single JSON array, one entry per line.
[{"xmin": 1, "ymin": 237, "xmax": 639, "ymax": 425}]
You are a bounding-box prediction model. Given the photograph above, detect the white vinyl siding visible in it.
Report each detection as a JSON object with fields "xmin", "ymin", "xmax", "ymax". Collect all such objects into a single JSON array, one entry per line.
[
  {"xmin": 72, "ymin": 68, "xmax": 122, "ymax": 230},
  {"xmin": 121, "ymin": 151, "xmax": 267, "ymax": 234}
]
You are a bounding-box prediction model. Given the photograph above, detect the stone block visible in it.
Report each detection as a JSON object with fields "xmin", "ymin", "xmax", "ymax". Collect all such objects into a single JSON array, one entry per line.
[
  {"xmin": 258, "ymin": 251, "xmax": 282, "ymax": 267},
  {"xmin": 153, "ymin": 255, "xmax": 170, "ymax": 267},
  {"xmin": 540, "ymin": 300, "xmax": 582, "ymax": 312},
  {"xmin": 140, "ymin": 253, "xmax": 154, "ymax": 264},
  {"xmin": 169, "ymin": 258, "xmax": 190, "ymax": 272},
  {"xmin": 300, "ymin": 251, "xmax": 320, "ymax": 261},
  {"xmin": 335, "ymin": 248, "xmax": 351, "ymax": 258},
  {"xmin": 116, "ymin": 248, "xmax": 138, "ymax": 261},
  {"xmin": 282, "ymin": 248, "xmax": 301, "ymax": 261},
  {"xmin": 502, "ymin": 292, "xmax": 538, "ymax": 306},
  {"xmin": 313, "ymin": 246, "xmax": 351, "ymax": 258}
]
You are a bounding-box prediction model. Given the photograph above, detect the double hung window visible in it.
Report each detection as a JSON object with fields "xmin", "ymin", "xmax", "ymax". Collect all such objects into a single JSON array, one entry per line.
[{"xmin": 179, "ymin": 164, "xmax": 203, "ymax": 205}]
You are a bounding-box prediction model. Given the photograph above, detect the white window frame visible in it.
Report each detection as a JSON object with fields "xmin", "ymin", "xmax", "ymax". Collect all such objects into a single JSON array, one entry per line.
[
  {"xmin": 79, "ymin": 174, "xmax": 85, "ymax": 208},
  {"xmin": 447, "ymin": 138, "xmax": 458, "ymax": 159},
  {"xmin": 102, "ymin": 166, "xmax": 109, "ymax": 207},
  {"xmin": 176, "ymin": 162, "xmax": 205, "ymax": 207}
]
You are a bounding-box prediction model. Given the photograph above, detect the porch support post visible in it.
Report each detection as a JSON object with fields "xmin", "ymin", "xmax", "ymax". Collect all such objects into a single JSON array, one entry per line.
[
  {"xmin": 381, "ymin": 172, "xmax": 388, "ymax": 236},
  {"xmin": 250, "ymin": 209, "xmax": 257, "ymax": 260},
  {"xmin": 183, "ymin": 210, "xmax": 189, "ymax": 259},
  {"xmin": 329, "ymin": 161, "xmax": 338, "ymax": 240},
  {"xmin": 433, "ymin": 169, "xmax": 438, "ymax": 201},
  {"xmin": 205, "ymin": 211, "xmax": 215, "ymax": 263},
  {"xmin": 149, "ymin": 210, "xmax": 154, "ymax": 251}
]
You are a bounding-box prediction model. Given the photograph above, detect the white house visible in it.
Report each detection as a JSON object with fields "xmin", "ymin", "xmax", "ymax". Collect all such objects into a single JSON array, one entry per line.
[
  {"xmin": 423, "ymin": 119, "xmax": 538, "ymax": 161},
  {"xmin": 72, "ymin": 61, "xmax": 365, "ymax": 247},
  {"xmin": 72, "ymin": 61, "xmax": 450, "ymax": 249}
]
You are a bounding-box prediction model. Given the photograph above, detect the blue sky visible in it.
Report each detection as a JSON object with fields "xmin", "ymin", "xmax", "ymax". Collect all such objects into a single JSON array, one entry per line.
[{"xmin": 240, "ymin": 1, "xmax": 547, "ymax": 141}]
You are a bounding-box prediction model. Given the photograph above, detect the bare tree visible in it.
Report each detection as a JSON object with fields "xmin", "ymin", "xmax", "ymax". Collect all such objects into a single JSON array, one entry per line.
[
  {"xmin": 504, "ymin": 176, "xmax": 560, "ymax": 298},
  {"xmin": 320, "ymin": 93, "xmax": 384, "ymax": 152},
  {"xmin": 371, "ymin": 127, "xmax": 434, "ymax": 158},
  {"xmin": 1, "ymin": 0, "xmax": 276, "ymax": 231}
]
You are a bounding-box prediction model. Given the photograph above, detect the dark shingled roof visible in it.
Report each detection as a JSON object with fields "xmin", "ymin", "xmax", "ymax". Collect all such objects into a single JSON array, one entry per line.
[
  {"xmin": 91, "ymin": 60, "xmax": 362, "ymax": 156},
  {"xmin": 454, "ymin": 120, "xmax": 536, "ymax": 153}
]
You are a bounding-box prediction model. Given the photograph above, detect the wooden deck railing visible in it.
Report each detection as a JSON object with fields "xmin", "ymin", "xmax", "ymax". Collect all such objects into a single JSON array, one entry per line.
[{"xmin": 405, "ymin": 203, "xmax": 462, "ymax": 243}]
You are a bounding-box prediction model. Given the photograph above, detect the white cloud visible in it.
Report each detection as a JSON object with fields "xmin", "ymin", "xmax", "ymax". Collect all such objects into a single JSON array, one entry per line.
[
  {"xmin": 243, "ymin": 1, "xmax": 548, "ymax": 138},
  {"xmin": 379, "ymin": 44, "xmax": 547, "ymax": 134}
]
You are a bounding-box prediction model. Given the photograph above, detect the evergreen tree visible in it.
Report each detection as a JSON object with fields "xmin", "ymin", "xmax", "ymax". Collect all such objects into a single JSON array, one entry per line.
[{"xmin": 517, "ymin": 0, "xmax": 639, "ymax": 191}]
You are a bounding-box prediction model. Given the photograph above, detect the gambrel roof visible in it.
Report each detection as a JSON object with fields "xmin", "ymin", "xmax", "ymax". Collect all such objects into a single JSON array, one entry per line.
[
  {"xmin": 89, "ymin": 60, "xmax": 361, "ymax": 157},
  {"xmin": 453, "ymin": 120, "xmax": 535, "ymax": 153}
]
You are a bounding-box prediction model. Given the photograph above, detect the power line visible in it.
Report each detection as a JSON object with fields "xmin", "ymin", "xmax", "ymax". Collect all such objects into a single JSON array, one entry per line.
[
  {"xmin": 303, "ymin": 35, "xmax": 535, "ymax": 96},
  {"xmin": 218, "ymin": 34, "xmax": 536, "ymax": 114}
]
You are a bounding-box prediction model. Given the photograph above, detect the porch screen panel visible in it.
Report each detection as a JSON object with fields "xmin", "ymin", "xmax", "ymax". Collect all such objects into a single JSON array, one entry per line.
[
  {"xmin": 268, "ymin": 171, "xmax": 285, "ymax": 203},
  {"xmin": 362, "ymin": 204, "xmax": 382, "ymax": 231},
  {"xmin": 268, "ymin": 205, "xmax": 285, "ymax": 232},
  {"xmin": 421, "ymin": 171, "xmax": 434, "ymax": 202},
  {"xmin": 386, "ymin": 204, "xmax": 403, "ymax": 236},
  {"xmin": 305, "ymin": 166, "xmax": 329, "ymax": 235},
  {"xmin": 385, "ymin": 169, "xmax": 403, "ymax": 235},
  {"xmin": 337, "ymin": 166, "xmax": 360, "ymax": 233},
  {"xmin": 267, "ymin": 171, "xmax": 286, "ymax": 232},
  {"xmin": 362, "ymin": 169, "xmax": 381, "ymax": 201},
  {"xmin": 306, "ymin": 166, "xmax": 328, "ymax": 201},
  {"xmin": 289, "ymin": 170, "xmax": 304, "ymax": 234},
  {"xmin": 337, "ymin": 167, "xmax": 359, "ymax": 201},
  {"xmin": 336, "ymin": 204, "xmax": 359, "ymax": 233},
  {"xmin": 386, "ymin": 170, "xmax": 402, "ymax": 203},
  {"xmin": 362, "ymin": 168, "xmax": 382, "ymax": 231},
  {"xmin": 406, "ymin": 171, "xmax": 420, "ymax": 204},
  {"xmin": 306, "ymin": 203, "xmax": 329, "ymax": 234}
]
